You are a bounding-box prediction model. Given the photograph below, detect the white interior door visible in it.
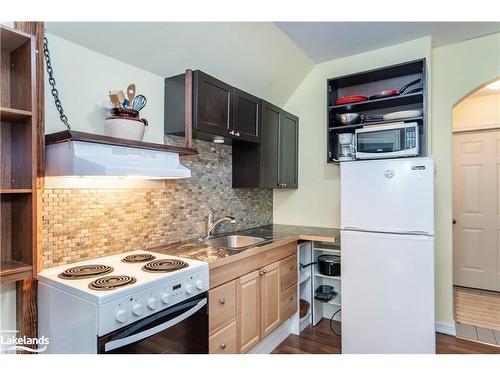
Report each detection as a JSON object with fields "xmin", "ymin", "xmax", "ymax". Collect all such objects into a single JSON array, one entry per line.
[{"xmin": 453, "ymin": 129, "xmax": 500, "ymax": 292}]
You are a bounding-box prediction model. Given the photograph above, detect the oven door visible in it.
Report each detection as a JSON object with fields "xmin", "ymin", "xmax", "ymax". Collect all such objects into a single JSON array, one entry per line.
[
  {"xmin": 355, "ymin": 123, "xmax": 419, "ymax": 159},
  {"xmin": 98, "ymin": 293, "xmax": 208, "ymax": 354}
]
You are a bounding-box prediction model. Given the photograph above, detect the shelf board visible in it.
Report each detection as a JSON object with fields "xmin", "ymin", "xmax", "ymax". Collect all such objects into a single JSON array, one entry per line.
[
  {"xmin": 0, "ymin": 261, "xmax": 33, "ymax": 283},
  {"xmin": 314, "ymin": 247, "xmax": 340, "ymax": 253},
  {"xmin": 328, "ymin": 116, "xmax": 423, "ymax": 132},
  {"xmin": 0, "ymin": 188, "xmax": 32, "ymax": 194},
  {"xmin": 328, "ymin": 92, "xmax": 423, "ymax": 112},
  {"xmin": 0, "ymin": 107, "xmax": 32, "ymax": 122},
  {"xmin": 46, "ymin": 130, "xmax": 199, "ymax": 156},
  {"xmin": 314, "ymin": 273, "xmax": 341, "ymax": 281},
  {"xmin": 299, "ymin": 312, "xmax": 311, "ymax": 324},
  {"xmin": 0, "ymin": 25, "xmax": 33, "ymax": 53},
  {"xmin": 299, "ymin": 273, "xmax": 311, "ymax": 284}
]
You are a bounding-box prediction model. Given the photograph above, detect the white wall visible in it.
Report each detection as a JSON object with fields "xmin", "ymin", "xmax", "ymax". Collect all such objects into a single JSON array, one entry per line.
[
  {"xmin": 431, "ymin": 32, "xmax": 500, "ymax": 326},
  {"xmin": 453, "ymin": 93, "xmax": 500, "ymax": 130},
  {"xmin": 274, "ymin": 37, "xmax": 432, "ymax": 228},
  {"xmin": 44, "ymin": 33, "xmax": 165, "ymax": 143}
]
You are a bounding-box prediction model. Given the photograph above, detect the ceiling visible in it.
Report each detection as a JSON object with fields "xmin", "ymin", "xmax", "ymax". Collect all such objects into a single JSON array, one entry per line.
[
  {"xmin": 275, "ymin": 22, "xmax": 500, "ymax": 63},
  {"xmin": 45, "ymin": 22, "xmax": 314, "ymax": 107}
]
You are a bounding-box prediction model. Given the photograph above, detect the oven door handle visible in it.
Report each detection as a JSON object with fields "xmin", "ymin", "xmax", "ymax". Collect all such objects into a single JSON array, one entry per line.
[{"xmin": 104, "ymin": 298, "xmax": 207, "ymax": 352}]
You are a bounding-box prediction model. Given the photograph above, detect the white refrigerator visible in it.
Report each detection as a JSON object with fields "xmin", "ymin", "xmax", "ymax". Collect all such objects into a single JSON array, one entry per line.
[{"xmin": 340, "ymin": 157, "xmax": 436, "ymax": 354}]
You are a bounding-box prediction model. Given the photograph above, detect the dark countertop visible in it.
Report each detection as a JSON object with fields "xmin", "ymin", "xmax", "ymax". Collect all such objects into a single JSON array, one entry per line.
[{"xmin": 150, "ymin": 224, "xmax": 340, "ymax": 268}]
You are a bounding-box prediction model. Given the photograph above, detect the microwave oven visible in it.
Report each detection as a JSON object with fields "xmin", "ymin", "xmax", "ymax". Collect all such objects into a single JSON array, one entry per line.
[{"xmin": 355, "ymin": 122, "xmax": 419, "ymax": 160}]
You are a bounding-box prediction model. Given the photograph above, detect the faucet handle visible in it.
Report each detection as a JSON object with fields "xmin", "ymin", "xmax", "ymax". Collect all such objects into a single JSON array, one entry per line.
[{"xmin": 208, "ymin": 210, "xmax": 216, "ymax": 224}]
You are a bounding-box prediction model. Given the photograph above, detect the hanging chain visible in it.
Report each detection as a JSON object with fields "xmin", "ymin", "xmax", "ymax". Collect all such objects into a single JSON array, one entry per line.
[{"xmin": 43, "ymin": 34, "xmax": 71, "ymax": 130}]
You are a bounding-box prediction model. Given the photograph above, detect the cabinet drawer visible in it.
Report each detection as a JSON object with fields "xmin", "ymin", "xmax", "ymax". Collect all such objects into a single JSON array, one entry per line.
[
  {"xmin": 280, "ymin": 284, "xmax": 298, "ymax": 322},
  {"xmin": 209, "ymin": 321, "xmax": 237, "ymax": 354},
  {"xmin": 209, "ymin": 280, "xmax": 237, "ymax": 334},
  {"xmin": 280, "ymin": 254, "xmax": 298, "ymax": 292}
]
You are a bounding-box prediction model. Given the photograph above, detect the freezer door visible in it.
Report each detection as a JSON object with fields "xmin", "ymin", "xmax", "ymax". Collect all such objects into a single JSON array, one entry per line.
[
  {"xmin": 341, "ymin": 157, "xmax": 435, "ymax": 234},
  {"xmin": 341, "ymin": 230, "xmax": 435, "ymax": 353}
]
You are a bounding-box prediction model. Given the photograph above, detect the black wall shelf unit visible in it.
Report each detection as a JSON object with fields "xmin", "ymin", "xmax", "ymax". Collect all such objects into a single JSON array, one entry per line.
[{"xmin": 326, "ymin": 58, "xmax": 427, "ymax": 164}]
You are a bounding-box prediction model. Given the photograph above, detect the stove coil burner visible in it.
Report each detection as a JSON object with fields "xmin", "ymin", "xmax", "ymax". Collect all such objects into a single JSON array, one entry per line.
[
  {"xmin": 122, "ymin": 253, "xmax": 156, "ymax": 263},
  {"xmin": 58, "ymin": 265, "xmax": 114, "ymax": 280},
  {"xmin": 88, "ymin": 275, "xmax": 137, "ymax": 291},
  {"xmin": 142, "ymin": 259, "xmax": 189, "ymax": 273}
]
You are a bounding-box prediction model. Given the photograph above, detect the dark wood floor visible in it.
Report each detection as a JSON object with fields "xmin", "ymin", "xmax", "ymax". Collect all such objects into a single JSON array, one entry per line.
[{"xmin": 272, "ymin": 319, "xmax": 500, "ymax": 354}]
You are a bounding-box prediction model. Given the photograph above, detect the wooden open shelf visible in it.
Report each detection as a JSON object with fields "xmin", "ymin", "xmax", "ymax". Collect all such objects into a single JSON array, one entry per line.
[
  {"xmin": 0, "ymin": 106, "xmax": 32, "ymax": 122},
  {"xmin": 1, "ymin": 25, "xmax": 36, "ymax": 284},
  {"xmin": 0, "ymin": 189, "xmax": 32, "ymax": 194},
  {"xmin": 0, "ymin": 261, "xmax": 33, "ymax": 283}
]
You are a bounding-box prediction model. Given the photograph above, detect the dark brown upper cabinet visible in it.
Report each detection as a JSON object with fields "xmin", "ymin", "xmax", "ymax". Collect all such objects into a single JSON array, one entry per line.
[
  {"xmin": 194, "ymin": 71, "xmax": 232, "ymax": 135},
  {"xmin": 232, "ymin": 88, "xmax": 260, "ymax": 143},
  {"xmin": 165, "ymin": 70, "xmax": 260, "ymax": 144},
  {"xmin": 233, "ymin": 101, "xmax": 298, "ymax": 189}
]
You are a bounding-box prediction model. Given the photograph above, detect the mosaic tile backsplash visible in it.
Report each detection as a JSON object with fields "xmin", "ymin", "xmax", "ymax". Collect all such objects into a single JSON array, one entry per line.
[{"xmin": 41, "ymin": 137, "xmax": 272, "ymax": 268}]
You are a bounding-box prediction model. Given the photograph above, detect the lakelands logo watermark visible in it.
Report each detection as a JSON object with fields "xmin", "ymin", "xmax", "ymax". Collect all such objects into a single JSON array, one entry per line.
[{"xmin": 1, "ymin": 330, "xmax": 49, "ymax": 353}]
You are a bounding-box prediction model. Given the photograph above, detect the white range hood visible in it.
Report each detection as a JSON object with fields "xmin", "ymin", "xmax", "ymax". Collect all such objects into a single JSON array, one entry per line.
[{"xmin": 46, "ymin": 139, "xmax": 191, "ymax": 179}]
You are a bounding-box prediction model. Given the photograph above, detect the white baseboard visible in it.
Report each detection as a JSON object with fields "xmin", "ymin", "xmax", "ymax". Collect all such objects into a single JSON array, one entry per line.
[
  {"xmin": 436, "ymin": 321, "xmax": 456, "ymax": 336},
  {"xmin": 248, "ymin": 319, "xmax": 292, "ymax": 354}
]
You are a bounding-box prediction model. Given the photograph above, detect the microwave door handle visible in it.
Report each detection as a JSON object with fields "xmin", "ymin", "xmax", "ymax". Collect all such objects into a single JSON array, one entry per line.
[{"xmin": 104, "ymin": 298, "xmax": 207, "ymax": 352}]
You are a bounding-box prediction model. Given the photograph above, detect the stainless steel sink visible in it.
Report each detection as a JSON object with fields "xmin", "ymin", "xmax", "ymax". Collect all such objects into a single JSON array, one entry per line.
[{"xmin": 201, "ymin": 235, "xmax": 269, "ymax": 250}]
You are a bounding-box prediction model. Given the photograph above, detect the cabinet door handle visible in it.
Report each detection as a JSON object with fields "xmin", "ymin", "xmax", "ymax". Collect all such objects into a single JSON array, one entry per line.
[
  {"xmin": 220, "ymin": 343, "xmax": 226, "ymax": 349},
  {"xmin": 289, "ymin": 296, "xmax": 294, "ymax": 301},
  {"xmin": 289, "ymin": 265, "xmax": 294, "ymax": 270},
  {"xmin": 235, "ymin": 132, "xmax": 240, "ymax": 137},
  {"xmin": 219, "ymin": 298, "xmax": 225, "ymax": 305},
  {"xmin": 259, "ymin": 270, "xmax": 264, "ymax": 276},
  {"xmin": 229, "ymin": 130, "xmax": 234, "ymax": 135}
]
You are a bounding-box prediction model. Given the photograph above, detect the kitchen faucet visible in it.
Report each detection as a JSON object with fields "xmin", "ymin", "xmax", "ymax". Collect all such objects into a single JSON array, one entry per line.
[{"xmin": 206, "ymin": 210, "xmax": 236, "ymax": 237}]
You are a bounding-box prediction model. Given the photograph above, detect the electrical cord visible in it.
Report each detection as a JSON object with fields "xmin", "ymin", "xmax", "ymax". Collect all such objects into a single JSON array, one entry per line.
[{"xmin": 329, "ymin": 308, "xmax": 342, "ymax": 337}]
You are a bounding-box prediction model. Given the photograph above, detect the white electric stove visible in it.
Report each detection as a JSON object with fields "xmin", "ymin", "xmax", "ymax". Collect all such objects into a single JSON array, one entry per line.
[{"xmin": 38, "ymin": 250, "xmax": 209, "ymax": 354}]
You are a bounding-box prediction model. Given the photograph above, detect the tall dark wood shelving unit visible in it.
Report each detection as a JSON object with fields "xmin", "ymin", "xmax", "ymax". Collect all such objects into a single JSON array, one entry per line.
[
  {"xmin": 1, "ymin": 24, "xmax": 38, "ymax": 345},
  {"xmin": 327, "ymin": 58, "xmax": 427, "ymax": 163}
]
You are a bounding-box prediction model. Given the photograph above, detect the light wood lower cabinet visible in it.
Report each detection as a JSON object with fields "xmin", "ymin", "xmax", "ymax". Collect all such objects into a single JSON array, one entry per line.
[
  {"xmin": 208, "ymin": 243, "xmax": 298, "ymax": 354},
  {"xmin": 238, "ymin": 270, "xmax": 262, "ymax": 353},
  {"xmin": 260, "ymin": 261, "xmax": 281, "ymax": 337},
  {"xmin": 209, "ymin": 321, "xmax": 237, "ymax": 354}
]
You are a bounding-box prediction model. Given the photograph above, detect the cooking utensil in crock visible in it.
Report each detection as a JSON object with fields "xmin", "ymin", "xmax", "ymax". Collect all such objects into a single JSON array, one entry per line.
[
  {"xmin": 368, "ymin": 78, "xmax": 421, "ymax": 100},
  {"xmin": 127, "ymin": 83, "xmax": 136, "ymax": 104},
  {"xmin": 132, "ymin": 94, "xmax": 147, "ymax": 112}
]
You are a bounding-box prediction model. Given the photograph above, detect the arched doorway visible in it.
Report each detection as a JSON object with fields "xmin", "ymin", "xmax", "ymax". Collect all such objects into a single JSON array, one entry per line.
[{"xmin": 451, "ymin": 78, "xmax": 500, "ymax": 346}]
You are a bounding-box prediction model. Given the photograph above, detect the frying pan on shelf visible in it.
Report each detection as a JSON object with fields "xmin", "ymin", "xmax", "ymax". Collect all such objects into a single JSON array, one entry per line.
[
  {"xmin": 369, "ymin": 78, "xmax": 421, "ymax": 100},
  {"xmin": 335, "ymin": 95, "xmax": 368, "ymax": 106}
]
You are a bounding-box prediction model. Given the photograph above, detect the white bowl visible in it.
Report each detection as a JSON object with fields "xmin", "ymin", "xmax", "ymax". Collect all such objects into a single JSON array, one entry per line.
[{"xmin": 104, "ymin": 118, "xmax": 145, "ymax": 141}]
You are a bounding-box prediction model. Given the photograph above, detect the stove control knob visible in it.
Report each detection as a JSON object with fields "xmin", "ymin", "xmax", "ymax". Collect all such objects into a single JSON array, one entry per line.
[
  {"xmin": 195, "ymin": 279, "xmax": 204, "ymax": 290},
  {"xmin": 161, "ymin": 293, "xmax": 170, "ymax": 304},
  {"xmin": 115, "ymin": 309, "xmax": 128, "ymax": 323},
  {"xmin": 147, "ymin": 297, "xmax": 159, "ymax": 310},
  {"xmin": 132, "ymin": 303, "xmax": 144, "ymax": 316},
  {"xmin": 185, "ymin": 283, "xmax": 193, "ymax": 295}
]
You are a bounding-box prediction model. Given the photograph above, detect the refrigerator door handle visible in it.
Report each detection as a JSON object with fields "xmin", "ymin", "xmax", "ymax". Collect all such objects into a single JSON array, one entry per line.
[{"xmin": 342, "ymin": 227, "xmax": 433, "ymax": 236}]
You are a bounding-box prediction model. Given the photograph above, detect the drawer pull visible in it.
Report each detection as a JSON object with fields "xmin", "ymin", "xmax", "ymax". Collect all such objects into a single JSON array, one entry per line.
[
  {"xmin": 259, "ymin": 269, "xmax": 267, "ymax": 276},
  {"xmin": 220, "ymin": 343, "xmax": 226, "ymax": 349},
  {"xmin": 219, "ymin": 298, "xmax": 225, "ymax": 305}
]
